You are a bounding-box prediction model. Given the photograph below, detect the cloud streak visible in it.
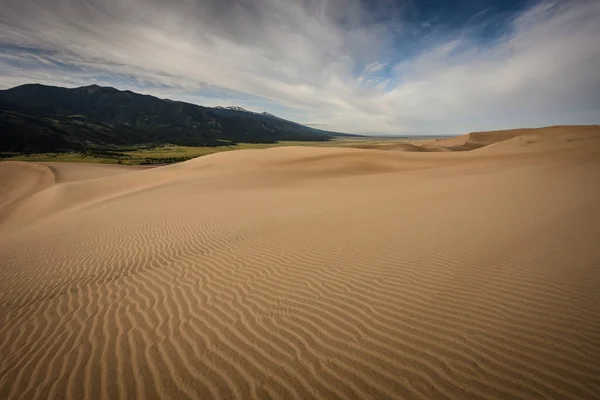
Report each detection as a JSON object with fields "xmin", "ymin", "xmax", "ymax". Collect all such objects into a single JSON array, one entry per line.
[{"xmin": 0, "ymin": 0, "xmax": 598, "ymax": 134}]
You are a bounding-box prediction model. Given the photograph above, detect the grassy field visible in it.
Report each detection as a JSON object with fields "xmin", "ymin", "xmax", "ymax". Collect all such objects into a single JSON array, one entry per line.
[{"xmin": 1, "ymin": 137, "xmax": 427, "ymax": 165}]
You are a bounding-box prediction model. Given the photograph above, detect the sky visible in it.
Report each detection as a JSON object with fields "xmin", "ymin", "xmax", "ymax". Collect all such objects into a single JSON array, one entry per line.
[{"xmin": 0, "ymin": 0, "xmax": 599, "ymax": 135}]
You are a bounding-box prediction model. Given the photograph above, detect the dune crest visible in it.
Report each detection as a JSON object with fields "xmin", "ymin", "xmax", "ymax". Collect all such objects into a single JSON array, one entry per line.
[
  {"xmin": 1, "ymin": 126, "xmax": 599, "ymax": 399},
  {"xmin": 424, "ymin": 125, "xmax": 600, "ymax": 152},
  {"xmin": 0, "ymin": 161, "xmax": 54, "ymax": 222}
]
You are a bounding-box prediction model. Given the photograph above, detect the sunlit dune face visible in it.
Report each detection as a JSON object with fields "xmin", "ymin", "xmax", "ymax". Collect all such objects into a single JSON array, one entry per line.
[{"xmin": 1, "ymin": 126, "xmax": 599, "ymax": 399}]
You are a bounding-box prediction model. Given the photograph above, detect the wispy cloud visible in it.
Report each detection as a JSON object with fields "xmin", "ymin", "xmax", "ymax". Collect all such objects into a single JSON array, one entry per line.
[
  {"xmin": 0, "ymin": 0, "xmax": 598, "ymax": 134},
  {"xmin": 365, "ymin": 62, "xmax": 388, "ymax": 74}
]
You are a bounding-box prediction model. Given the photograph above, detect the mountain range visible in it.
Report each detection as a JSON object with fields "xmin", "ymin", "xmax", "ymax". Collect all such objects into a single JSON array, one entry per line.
[{"xmin": 0, "ymin": 84, "xmax": 348, "ymax": 152}]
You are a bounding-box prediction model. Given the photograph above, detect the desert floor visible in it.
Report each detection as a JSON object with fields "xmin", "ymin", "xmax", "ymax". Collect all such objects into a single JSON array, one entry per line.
[{"xmin": 1, "ymin": 126, "xmax": 599, "ymax": 399}]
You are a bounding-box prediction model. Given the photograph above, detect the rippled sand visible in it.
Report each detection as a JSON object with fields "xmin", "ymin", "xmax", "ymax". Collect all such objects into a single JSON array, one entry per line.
[{"xmin": 1, "ymin": 125, "xmax": 599, "ymax": 399}]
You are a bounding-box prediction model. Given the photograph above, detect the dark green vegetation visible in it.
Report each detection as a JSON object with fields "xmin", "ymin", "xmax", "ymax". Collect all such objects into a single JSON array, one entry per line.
[
  {"xmin": 1, "ymin": 143, "xmax": 319, "ymax": 165},
  {"xmin": 0, "ymin": 84, "xmax": 349, "ymax": 153},
  {"xmin": 2, "ymin": 139, "xmax": 414, "ymax": 165}
]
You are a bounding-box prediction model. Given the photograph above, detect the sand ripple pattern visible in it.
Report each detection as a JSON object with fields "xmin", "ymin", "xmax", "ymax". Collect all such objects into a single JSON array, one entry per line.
[{"xmin": 1, "ymin": 138, "xmax": 600, "ymax": 399}]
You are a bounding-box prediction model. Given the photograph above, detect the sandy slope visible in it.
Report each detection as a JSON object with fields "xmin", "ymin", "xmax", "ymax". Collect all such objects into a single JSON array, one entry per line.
[
  {"xmin": 42, "ymin": 162, "xmax": 153, "ymax": 183},
  {"xmin": 0, "ymin": 161, "xmax": 54, "ymax": 223},
  {"xmin": 0, "ymin": 125, "xmax": 599, "ymax": 400}
]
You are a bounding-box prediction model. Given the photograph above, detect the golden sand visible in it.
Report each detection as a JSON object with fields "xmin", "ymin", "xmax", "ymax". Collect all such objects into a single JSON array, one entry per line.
[{"xmin": 1, "ymin": 125, "xmax": 599, "ymax": 399}]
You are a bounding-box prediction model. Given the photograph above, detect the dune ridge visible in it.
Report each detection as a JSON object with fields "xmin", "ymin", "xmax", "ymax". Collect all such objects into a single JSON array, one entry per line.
[
  {"xmin": 1, "ymin": 126, "xmax": 599, "ymax": 399},
  {"xmin": 0, "ymin": 161, "xmax": 55, "ymax": 224}
]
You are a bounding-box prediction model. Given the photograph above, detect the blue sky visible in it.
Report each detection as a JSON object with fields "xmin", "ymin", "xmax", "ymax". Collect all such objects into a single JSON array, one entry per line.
[{"xmin": 0, "ymin": 0, "xmax": 598, "ymax": 134}]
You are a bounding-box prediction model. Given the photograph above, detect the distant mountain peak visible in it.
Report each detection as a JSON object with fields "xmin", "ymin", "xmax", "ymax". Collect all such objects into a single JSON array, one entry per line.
[
  {"xmin": 261, "ymin": 111, "xmax": 279, "ymax": 118},
  {"xmin": 214, "ymin": 106, "xmax": 283, "ymax": 120},
  {"xmin": 79, "ymin": 84, "xmax": 118, "ymax": 94},
  {"xmin": 215, "ymin": 106, "xmax": 249, "ymax": 112}
]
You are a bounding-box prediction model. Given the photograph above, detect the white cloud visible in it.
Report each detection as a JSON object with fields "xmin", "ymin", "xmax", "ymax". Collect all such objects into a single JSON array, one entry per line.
[
  {"xmin": 365, "ymin": 62, "xmax": 388, "ymax": 74},
  {"xmin": 0, "ymin": 0, "xmax": 598, "ymax": 134}
]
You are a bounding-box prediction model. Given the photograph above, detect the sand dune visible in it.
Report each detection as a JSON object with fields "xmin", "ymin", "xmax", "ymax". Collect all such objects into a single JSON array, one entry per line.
[
  {"xmin": 42, "ymin": 162, "xmax": 152, "ymax": 183},
  {"xmin": 0, "ymin": 161, "xmax": 54, "ymax": 223},
  {"xmin": 421, "ymin": 125, "xmax": 600, "ymax": 153},
  {"xmin": 1, "ymin": 126, "xmax": 599, "ymax": 399}
]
